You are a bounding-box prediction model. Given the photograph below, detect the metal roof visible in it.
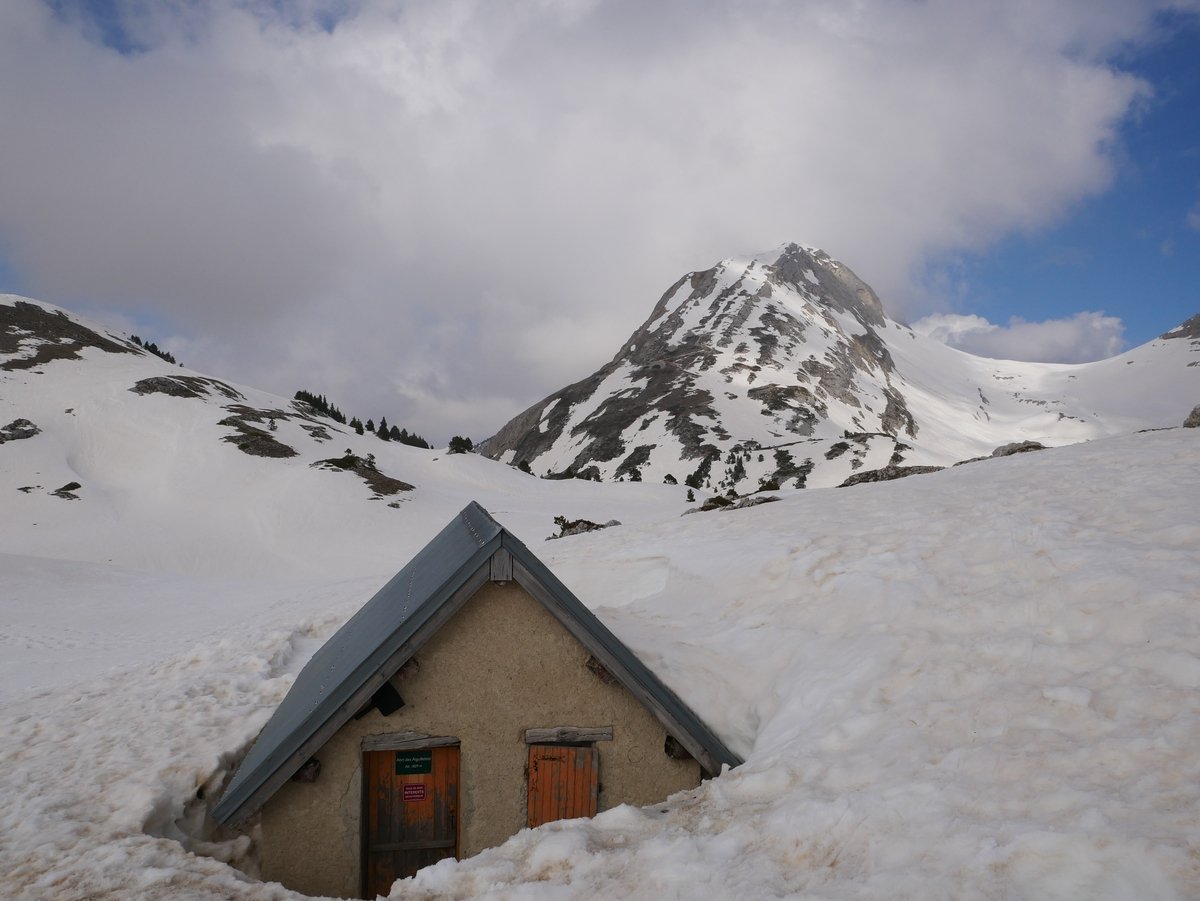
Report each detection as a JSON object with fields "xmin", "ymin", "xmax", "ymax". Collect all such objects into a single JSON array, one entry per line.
[{"xmin": 212, "ymin": 501, "xmax": 741, "ymax": 826}]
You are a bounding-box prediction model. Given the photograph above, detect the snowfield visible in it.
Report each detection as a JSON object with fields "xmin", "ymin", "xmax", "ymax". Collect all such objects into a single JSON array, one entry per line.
[
  {"xmin": 3, "ymin": 427, "xmax": 1199, "ymax": 898},
  {"xmin": 2, "ymin": 294, "xmax": 1199, "ymax": 898}
]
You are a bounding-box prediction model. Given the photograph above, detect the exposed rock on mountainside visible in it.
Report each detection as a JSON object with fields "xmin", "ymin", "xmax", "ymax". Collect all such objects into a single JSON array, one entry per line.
[
  {"xmin": 1162, "ymin": 314, "xmax": 1200, "ymax": 341},
  {"xmin": 311, "ymin": 452, "xmax": 414, "ymax": 497},
  {"xmin": 839, "ymin": 464, "xmax": 944, "ymax": 488},
  {"xmin": 992, "ymin": 440, "xmax": 1047, "ymax": 457},
  {"xmin": 1, "ymin": 295, "xmax": 428, "ymax": 509},
  {"xmin": 546, "ymin": 515, "xmax": 621, "ymax": 540},
  {"xmin": 130, "ymin": 375, "xmax": 244, "ymax": 400},
  {"xmin": 0, "ymin": 419, "xmax": 40, "ymax": 443},
  {"xmin": 218, "ymin": 406, "xmax": 299, "ymax": 458},
  {"xmin": 0, "ymin": 300, "xmax": 138, "ymax": 371},
  {"xmin": 483, "ymin": 244, "xmax": 1200, "ymax": 492},
  {"xmin": 483, "ymin": 244, "xmax": 918, "ymax": 492},
  {"xmin": 51, "ymin": 481, "xmax": 82, "ymax": 500}
]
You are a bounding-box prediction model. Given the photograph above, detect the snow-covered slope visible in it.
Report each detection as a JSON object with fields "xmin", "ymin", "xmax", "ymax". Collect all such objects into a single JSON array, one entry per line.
[
  {"xmin": 0, "ymin": 294, "xmax": 690, "ymax": 581},
  {"xmin": 2, "ymin": 426, "xmax": 1199, "ymax": 899},
  {"xmin": 482, "ymin": 245, "xmax": 1200, "ymax": 492},
  {"xmin": 3, "ymin": 290, "xmax": 1200, "ymax": 900}
]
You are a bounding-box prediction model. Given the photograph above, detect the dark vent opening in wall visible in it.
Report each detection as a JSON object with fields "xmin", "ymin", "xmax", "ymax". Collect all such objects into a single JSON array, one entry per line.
[
  {"xmin": 353, "ymin": 681, "xmax": 406, "ymax": 719},
  {"xmin": 664, "ymin": 734, "xmax": 694, "ymax": 762},
  {"xmin": 585, "ymin": 655, "xmax": 617, "ymax": 684}
]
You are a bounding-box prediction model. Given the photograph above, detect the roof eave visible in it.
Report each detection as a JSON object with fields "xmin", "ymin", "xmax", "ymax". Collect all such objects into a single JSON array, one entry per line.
[
  {"xmin": 213, "ymin": 535, "xmax": 502, "ymax": 826},
  {"xmin": 503, "ymin": 532, "xmax": 742, "ymax": 775}
]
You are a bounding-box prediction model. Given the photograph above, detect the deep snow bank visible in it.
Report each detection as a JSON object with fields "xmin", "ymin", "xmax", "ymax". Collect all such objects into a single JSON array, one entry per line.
[{"xmin": 1, "ymin": 429, "xmax": 1198, "ymax": 899}]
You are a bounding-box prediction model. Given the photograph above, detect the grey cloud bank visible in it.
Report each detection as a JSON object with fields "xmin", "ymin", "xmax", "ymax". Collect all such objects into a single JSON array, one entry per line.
[{"xmin": 0, "ymin": 0, "xmax": 1188, "ymax": 440}]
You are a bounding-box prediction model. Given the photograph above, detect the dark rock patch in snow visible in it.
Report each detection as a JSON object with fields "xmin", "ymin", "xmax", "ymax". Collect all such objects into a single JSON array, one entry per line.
[
  {"xmin": 311, "ymin": 452, "xmax": 414, "ymax": 496},
  {"xmin": 221, "ymin": 428, "xmax": 297, "ymax": 459},
  {"xmin": 1, "ymin": 301, "xmax": 136, "ymax": 370},
  {"xmin": 0, "ymin": 418, "xmax": 40, "ymax": 442},
  {"xmin": 956, "ymin": 440, "xmax": 1050, "ymax": 467},
  {"xmin": 880, "ymin": 387, "xmax": 917, "ymax": 438},
  {"xmin": 824, "ymin": 441, "xmax": 851, "ymax": 460},
  {"xmin": 51, "ymin": 481, "xmax": 81, "ymax": 499},
  {"xmin": 840, "ymin": 464, "xmax": 944, "ymax": 487},
  {"xmin": 1161, "ymin": 314, "xmax": 1200, "ymax": 341},
  {"xmin": 300, "ymin": 423, "xmax": 333, "ymax": 442},
  {"xmin": 992, "ymin": 440, "xmax": 1047, "ymax": 457},
  {"xmin": 684, "ymin": 494, "xmax": 780, "ymax": 515},
  {"xmin": 614, "ymin": 444, "xmax": 655, "ymax": 481},
  {"xmin": 546, "ymin": 515, "xmax": 621, "ymax": 540},
  {"xmin": 771, "ymin": 448, "xmax": 815, "ymax": 488},
  {"xmin": 219, "ymin": 406, "xmax": 298, "ymax": 459},
  {"xmin": 1184, "ymin": 405, "xmax": 1200, "ymax": 428},
  {"xmin": 130, "ymin": 375, "xmax": 244, "ymax": 400}
]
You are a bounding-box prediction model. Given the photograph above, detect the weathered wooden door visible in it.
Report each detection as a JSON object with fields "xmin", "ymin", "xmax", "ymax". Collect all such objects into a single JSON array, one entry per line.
[
  {"xmin": 362, "ymin": 746, "xmax": 459, "ymax": 898},
  {"xmin": 527, "ymin": 744, "xmax": 599, "ymax": 828}
]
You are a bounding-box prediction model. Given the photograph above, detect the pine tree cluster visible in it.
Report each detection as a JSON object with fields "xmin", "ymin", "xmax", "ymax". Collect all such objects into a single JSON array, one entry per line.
[
  {"xmin": 294, "ymin": 390, "xmax": 347, "ymax": 424},
  {"xmin": 130, "ymin": 335, "xmax": 178, "ymax": 365},
  {"xmin": 295, "ymin": 389, "xmax": 431, "ymax": 448}
]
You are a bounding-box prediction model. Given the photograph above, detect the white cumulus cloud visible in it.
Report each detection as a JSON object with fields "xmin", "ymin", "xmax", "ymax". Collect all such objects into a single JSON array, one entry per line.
[
  {"xmin": 0, "ymin": 0, "xmax": 1186, "ymax": 437},
  {"xmin": 912, "ymin": 312, "xmax": 1126, "ymax": 363}
]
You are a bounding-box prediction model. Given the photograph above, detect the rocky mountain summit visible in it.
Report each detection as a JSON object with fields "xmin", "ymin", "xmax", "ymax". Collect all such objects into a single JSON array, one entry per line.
[{"xmin": 483, "ymin": 244, "xmax": 1200, "ymax": 492}]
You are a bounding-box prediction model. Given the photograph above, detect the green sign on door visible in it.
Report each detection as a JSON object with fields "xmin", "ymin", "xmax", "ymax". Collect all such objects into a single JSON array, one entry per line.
[{"xmin": 395, "ymin": 750, "xmax": 432, "ymax": 775}]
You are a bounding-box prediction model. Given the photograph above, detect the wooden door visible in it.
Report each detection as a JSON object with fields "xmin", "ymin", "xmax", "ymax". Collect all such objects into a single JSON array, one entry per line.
[
  {"xmin": 527, "ymin": 744, "xmax": 599, "ymax": 828},
  {"xmin": 362, "ymin": 746, "xmax": 459, "ymax": 898}
]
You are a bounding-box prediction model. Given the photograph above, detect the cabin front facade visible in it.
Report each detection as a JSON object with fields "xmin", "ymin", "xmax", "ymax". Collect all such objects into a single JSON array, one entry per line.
[{"xmin": 213, "ymin": 503, "xmax": 740, "ymax": 899}]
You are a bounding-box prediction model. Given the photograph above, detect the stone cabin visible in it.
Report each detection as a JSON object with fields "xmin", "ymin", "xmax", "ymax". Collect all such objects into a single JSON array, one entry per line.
[{"xmin": 212, "ymin": 502, "xmax": 740, "ymax": 899}]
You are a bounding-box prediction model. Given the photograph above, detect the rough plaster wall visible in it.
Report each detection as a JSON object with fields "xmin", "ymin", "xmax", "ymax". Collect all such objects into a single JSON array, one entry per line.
[{"xmin": 261, "ymin": 580, "xmax": 702, "ymax": 898}]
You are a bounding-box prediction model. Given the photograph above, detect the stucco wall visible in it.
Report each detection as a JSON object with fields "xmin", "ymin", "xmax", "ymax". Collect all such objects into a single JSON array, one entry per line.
[{"xmin": 261, "ymin": 580, "xmax": 702, "ymax": 898}]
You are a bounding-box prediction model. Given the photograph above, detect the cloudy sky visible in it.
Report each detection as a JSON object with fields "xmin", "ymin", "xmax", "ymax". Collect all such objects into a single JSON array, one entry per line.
[{"xmin": 1, "ymin": 0, "xmax": 1197, "ymax": 441}]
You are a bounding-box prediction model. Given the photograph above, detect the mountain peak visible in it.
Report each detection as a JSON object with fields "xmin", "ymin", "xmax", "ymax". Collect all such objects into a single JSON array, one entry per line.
[
  {"xmin": 718, "ymin": 243, "xmax": 887, "ymax": 328},
  {"xmin": 483, "ymin": 245, "xmax": 1200, "ymax": 491}
]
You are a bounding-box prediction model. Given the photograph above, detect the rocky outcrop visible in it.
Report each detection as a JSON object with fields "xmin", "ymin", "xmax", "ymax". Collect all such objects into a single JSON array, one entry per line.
[
  {"xmin": 218, "ymin": 405, "xmax": 298, "ymax": 458},
  {"xmin": 311, "ymin": 452, "xmax": 414, "ymax": 496},
  {"xmin": 546, "ymin": 516, "xmax": 621, "ymax": 540},
  {"xmin": 1, "ymin": 301, "xmax": 137, "ymax": 371},
  {"xmin": 130, "ymin": 376, "xmax": 243, "ymax": 400},
  {"xmin": 1184, "ymin": 405, "xmax": 1200, "ymax": 428},
  {"xmin": 992, "ymin": 440, "xmax": 1046, "ymax": 457},
  {"xmin": 0, "ymin": 419, "xmax": 40, "ymax": 443},
  {"xmin": 839, "ymin": 464, "xmax": 944, "ymax": 488},
  {"xmin": 51, "ymin": 481, "xmax": 82, "ymax": 500},
  {"xmin": 1161, "ymin": 314, "xmax": 1200, "ymax": 341}
]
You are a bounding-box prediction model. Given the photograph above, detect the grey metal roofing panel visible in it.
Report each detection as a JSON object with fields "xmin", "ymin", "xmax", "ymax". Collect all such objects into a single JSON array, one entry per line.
[
  {"xmin": 213, "ymin": 501, "xmax": 740, "ymax": 825},
  {"xmin": 212, "ymin": 502, "xmax": 500, "ymax": 824}
]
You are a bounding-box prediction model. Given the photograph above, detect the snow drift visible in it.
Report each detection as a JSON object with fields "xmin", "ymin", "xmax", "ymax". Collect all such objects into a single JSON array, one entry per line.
[{"xmin": 2, "ymin": 428, "xmax": 1199, "ymax": 898}]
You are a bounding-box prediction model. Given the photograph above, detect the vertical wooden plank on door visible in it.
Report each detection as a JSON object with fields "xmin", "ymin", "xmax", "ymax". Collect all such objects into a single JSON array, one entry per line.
[
  {"xmin": 363, "ymin": 746, "xmax": 459, "ymax": 899},
  {"xmin": 527, "ymin": 745, "xmax": 599, "ymax": 828}
]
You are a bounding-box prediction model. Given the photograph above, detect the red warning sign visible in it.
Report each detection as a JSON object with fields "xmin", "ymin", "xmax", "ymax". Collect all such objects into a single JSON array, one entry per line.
[{"xmin": 402, "ymin": 783, "xmax": 427, "ymax": 802}]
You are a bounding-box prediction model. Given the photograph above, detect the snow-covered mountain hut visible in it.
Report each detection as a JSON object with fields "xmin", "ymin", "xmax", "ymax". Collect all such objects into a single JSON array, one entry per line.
[{"xmin": 212, "ymin": 501, "xmax": 740, "ymax": 898}]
